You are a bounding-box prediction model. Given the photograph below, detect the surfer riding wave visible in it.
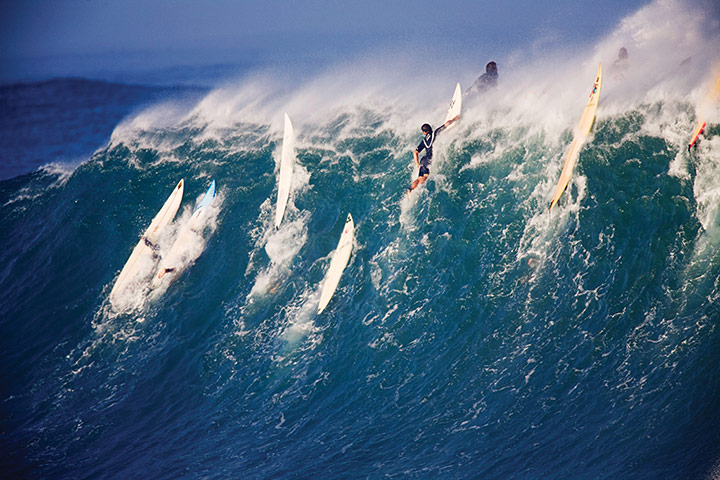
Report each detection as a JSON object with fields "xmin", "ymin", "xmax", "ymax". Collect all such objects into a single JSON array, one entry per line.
[{"xmin": 407, "ymin": 115, "xmax": 459, "ymax": 195}]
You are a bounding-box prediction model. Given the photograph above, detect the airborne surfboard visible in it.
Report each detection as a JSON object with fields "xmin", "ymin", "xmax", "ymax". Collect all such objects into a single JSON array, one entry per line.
[
  {"xmin": 151, "ymin": 180, "xmax": 216, "ymax": 291},
  {"xmin": 317, "ymin": 213, "xmax": 354, "ymax": 314},
  {"xmin": 688, "ymin": 72, "xmax": 720, "ymax": 151},
  {"xmin": 275, "ymin": 113, "xmax": 295, "ymax": 229},
  {"xmin": 549, "ymin": 64, "xmax": 602, "ymax": 211},
  {"xmin": 110, "ymin": 179, "xmax": 184, "ymax": 310},
  {"xmin": 444, "ymin": 82, "xmax": 462, "ymax": 127}
]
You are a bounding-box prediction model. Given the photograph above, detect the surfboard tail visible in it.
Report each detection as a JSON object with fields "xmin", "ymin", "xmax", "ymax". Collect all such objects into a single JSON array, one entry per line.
[
  {"xmin": 549, "ymin": 191, "xmax": 564, "ymax": 211},
  {"xmin": 688, "ymin": 121, "xmax": 706, "ymax": 152}
]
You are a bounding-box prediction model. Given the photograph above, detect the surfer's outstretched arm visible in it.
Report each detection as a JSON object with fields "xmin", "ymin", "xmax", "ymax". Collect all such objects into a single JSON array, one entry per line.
[
  {"xmin": 445, "ymin": 115, "xmax": 460, "ymax": 127},
  {"xmin": 434, "ymin": 116, "xmax": 459, "ymax": 139},
  {"xmin": 158, "ymin": 267, "xmax": 176, "ymax": 279}
]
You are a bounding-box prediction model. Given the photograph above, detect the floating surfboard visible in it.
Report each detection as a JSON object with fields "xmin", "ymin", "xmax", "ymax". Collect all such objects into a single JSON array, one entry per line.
[
  {"xmin": 275, "ymin": 113, "xmax": 295, "ymax": 229},
  {"xmin": 151, "ymin": 180, "xmax": 216, "ymax": 290},
  {"xmin": 110, "ymin": 179, "xmax": 184, "ymax": 310},
  {"xmin": 317, "ymin": 213, "xmax": 354, "ymax": 314},
  {"xmin": 549, "ymin": 63, "xmax": 602, "ymax": 211},
  {"xmin": 444, "ymin": 82, "xmax": 462, "ymax": 127},
  {"xmin": 688, "ymin": 72, "xmax": 720, "ymax": 151}
]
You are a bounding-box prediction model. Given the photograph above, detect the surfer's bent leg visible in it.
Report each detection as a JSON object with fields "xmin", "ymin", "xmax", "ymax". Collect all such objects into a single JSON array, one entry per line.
[{"xmin": 408, "ymin": 164, "xmax": 430, "ymax": 194}]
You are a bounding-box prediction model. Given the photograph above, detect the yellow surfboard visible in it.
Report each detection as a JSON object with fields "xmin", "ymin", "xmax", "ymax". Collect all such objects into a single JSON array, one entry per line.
[
  {"xmin": 549, "ymin": 64, "xmax": 602, "ymax": 211},
  {"xmin": 688, "ymin": 120, "xmax": 706, "ymax": 151},
  {"xmin": 688, "ymin": 71, "xmax": 720, "ymax": 151}
]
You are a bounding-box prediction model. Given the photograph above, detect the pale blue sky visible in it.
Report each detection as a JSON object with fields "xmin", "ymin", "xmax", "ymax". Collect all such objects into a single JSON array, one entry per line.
[
  {"xmin": 4, "ymin": 0, "xmax": 708, "ymax": 84},
  {"xmin": 2, "ymin": 0, "xmax": 646, "ymax": 55}
]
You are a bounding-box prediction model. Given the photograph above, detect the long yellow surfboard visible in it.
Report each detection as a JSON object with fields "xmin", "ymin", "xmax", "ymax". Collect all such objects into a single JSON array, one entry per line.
[
  {"xmin": 549, "ymin": 64, "xmax": 602, "ymax": 211},
  {"xmin": 688, "ymin": 71, "xmax": 720, "ymax": 151}
]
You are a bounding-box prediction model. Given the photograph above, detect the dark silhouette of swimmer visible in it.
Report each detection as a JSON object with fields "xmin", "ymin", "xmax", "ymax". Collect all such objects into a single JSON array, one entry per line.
[
  {"xmin": 613, "ymin": 47, "xmax": 629, "ymax": 71},
  {"xmin": 467, "ymin": 61, "xmax": 498, "ymax": 95}
]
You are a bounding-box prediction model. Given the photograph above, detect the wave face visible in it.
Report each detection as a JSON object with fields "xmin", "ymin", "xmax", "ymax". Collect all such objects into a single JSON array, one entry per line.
[
  {"xmin": 2, "ymin": 1, "xmax": 720, "ymax": 478},
  {"xmin": 0, "ymin": 77, "xmax": 207, "ymax": 181}
]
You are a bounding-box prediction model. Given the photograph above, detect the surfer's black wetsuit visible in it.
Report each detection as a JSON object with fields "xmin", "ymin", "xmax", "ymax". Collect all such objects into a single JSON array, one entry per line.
[
  {"xmin": 472, "ymin": 71, "xmax": 498, "ymax": 91},
  {"xmin": 416, "ymin": 124, "xmax": 447, "ymax": 176}
]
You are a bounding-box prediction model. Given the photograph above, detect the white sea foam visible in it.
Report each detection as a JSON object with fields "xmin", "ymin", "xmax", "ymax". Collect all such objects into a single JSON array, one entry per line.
[
  {"xmin": 3, "ymin": 161, "xmax": 80, "ymax": 208},
  {"xmin": 149, "ymin": 190, "xmax": 222, "ymax": 299},
  {"xmin": 278, "ymin": 286, "xmax": 322, "ymax": 349},
  {"xmin": 246, "ymin": 127, "xmax": 311, "ymax": 300},
  {"xmin": 92, "ymin": 0, "xmax": 720, "ymax": 386}
]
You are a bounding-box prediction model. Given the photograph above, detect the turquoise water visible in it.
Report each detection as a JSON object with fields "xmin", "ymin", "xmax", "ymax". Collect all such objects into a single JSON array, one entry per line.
[{"xmin": 2, "ymin": 15, "xmax": 720, "ymax": 477}]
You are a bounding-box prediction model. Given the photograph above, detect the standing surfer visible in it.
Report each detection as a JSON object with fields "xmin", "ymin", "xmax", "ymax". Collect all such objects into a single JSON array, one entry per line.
[{"xmin": 407, "ymin": 115, "xmax": 459, "ymax": 195}]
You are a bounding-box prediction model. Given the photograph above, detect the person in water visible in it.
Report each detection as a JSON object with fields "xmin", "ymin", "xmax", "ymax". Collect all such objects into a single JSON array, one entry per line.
[
  {"xmin": 467, "ymin": 61, "xmax": 498, "ymax": 95},
  {"xmin": 407, "ymin": 115, "xmax": 460, "ymax": 194},
  {"xmin": 143, "ymin": 236, "xmax": 161, "ymax": 260},
  {"xmin": 612, "ymin": 47, "xmax": 629, "ymax": 80},
  {"xmin": 613, "ymin": 47, "xmax": 629, "ymax": 70}
]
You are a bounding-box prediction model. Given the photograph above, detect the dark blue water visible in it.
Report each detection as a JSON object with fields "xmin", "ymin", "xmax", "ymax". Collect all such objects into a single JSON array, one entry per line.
[
  {"xmin": 2, "ymin": 43, "xmax": 720, "ymax": 479},
  {"xmin": 0, "ymin": 78, "xmax": 207, "ymax": 180}
]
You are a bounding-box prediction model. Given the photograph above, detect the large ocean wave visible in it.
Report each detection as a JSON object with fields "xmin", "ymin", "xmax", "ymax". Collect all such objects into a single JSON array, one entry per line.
[{"xmin": 2, "ymin": 0, "xmax": 720, "ymax": 478}]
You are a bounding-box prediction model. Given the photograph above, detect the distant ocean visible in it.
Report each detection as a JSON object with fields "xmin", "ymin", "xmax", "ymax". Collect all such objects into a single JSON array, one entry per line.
[{"xmin": 2, "ymin": 3, "xmax": 720, "ymax": 478}]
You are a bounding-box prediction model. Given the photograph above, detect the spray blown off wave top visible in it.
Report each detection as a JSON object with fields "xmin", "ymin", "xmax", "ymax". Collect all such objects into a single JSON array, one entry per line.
[{"xmin": 2, "ymin": 0, "xmax": 720, "ymax": 478}]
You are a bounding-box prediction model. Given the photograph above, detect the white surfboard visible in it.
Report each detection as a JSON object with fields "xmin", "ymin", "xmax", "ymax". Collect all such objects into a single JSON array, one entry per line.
[
  {"xmin": 444, "ymin": 82, "xmax": 462, "ymax": 127},
  {"xmin": 151, "ymin": 180, "xmax": 216, "ymax": 291},
  {"xmin": 549, "ymin": 63, "xmax": 602, "ymax": 211},
  {"xmin": 275, "ymin": 113, "xmax": 295, "ymax": 229},
  {"xmin": 317, "ymin": 213, "xmax": 354, "ymax": 314},
  {"xmin": 110, "ymin": 179, "xmax": 184, "ymax": 310}
]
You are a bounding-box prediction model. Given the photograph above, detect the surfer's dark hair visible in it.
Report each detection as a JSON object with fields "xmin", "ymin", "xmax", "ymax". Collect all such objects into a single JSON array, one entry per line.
[{"xmin": 421, "ymin": 123, "xmax": 432, "ymax": 134}]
